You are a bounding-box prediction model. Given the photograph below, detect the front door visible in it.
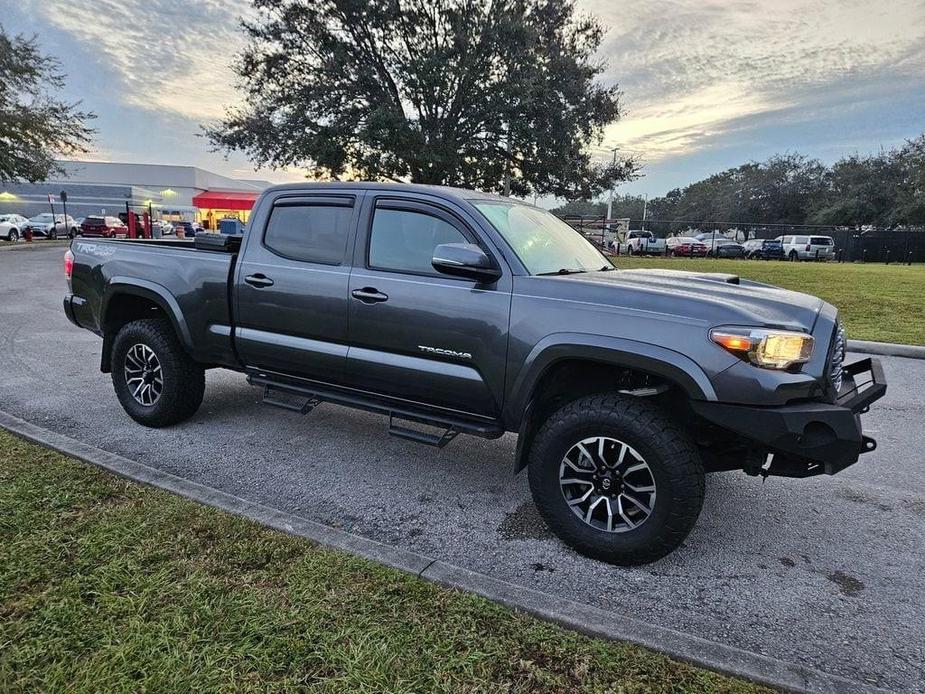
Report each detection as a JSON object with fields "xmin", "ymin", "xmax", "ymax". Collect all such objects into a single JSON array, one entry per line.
[
  {"xmin": 346, "ymin": 197, "xmax": 511, "ymax": 418},
  {"xmin": 234, "ymin": 192, "xmax": 359, "ymax": 384}
]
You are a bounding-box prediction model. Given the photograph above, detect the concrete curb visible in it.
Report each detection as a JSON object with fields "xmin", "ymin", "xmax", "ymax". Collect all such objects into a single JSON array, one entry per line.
[
  {"xmin": 0, "ymin": 240, "xmax": 70, "ymax": 251},
  {"xmin": 848, "ymin": 339, "xmax": 925, "ymax": 360},
  {"xmin": 0, "ymin": 410, "xmax": 888, "ymax": 694}
]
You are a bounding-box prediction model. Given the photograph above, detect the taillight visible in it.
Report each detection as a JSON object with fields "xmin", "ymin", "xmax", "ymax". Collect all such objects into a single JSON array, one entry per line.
[{"xmin": 64, "ymin": 249, "xmax": 74, "ymax": 285}]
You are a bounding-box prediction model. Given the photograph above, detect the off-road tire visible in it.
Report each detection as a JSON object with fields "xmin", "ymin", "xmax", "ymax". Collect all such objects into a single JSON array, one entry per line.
[
  {"xmin": 528, "ymin": 393, "xmax": 705, "ymax": 565},
  {"xmin": 111, "ymin": 318, "xmax": 205, "ymax": 427}
]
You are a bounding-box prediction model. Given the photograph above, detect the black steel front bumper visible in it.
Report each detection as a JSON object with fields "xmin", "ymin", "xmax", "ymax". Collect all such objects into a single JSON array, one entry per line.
[{"xmin": 691, "ymin": 358, "xmax": 887, "ymax": 477}]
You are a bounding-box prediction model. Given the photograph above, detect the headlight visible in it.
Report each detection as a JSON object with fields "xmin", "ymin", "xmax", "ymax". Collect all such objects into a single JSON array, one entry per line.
[{"xmin": 711, "ymin": 328, "xmax": 814, "ymax": 369}]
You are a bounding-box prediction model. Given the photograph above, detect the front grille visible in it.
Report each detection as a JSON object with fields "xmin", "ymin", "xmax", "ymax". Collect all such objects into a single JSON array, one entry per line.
[{"xmin": 829, "ymin": 321, "xmax": 846, "ymax": 394}]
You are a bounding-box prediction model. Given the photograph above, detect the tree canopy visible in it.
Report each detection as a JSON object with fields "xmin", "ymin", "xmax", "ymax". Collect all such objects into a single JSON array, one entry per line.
[
  {"xmin": 207, "ymin": 0, "xmax": 636, "ymax": 198},
  {"xmin": 0, "ymin": 27, "xmax": 95, "ymax": 183},
  {"xmin": 555, "ymin": 136, "xmax": 925, "ymax": 228}
]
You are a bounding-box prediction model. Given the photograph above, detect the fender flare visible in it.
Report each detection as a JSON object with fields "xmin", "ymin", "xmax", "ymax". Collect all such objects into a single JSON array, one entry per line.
[
  {"xmin": 99, "ymin": 278, "xmax": 193, "ymax": 371},
  {"xmin": 507, "ymin": 334, "xmax": 717, "ymax": 473}
]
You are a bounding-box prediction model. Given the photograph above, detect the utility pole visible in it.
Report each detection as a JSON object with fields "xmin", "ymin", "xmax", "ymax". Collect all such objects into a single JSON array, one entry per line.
[
  {"xmin": 502, "ymin": 126, "xmax": 512, "ymax": 197},
  {"xmin": 606, "ymin": 147, "xmax": 618, "ymax": 222},
  {"xmin": 641, "ymin": 193, "xmax": 648, "ymax": 231}
]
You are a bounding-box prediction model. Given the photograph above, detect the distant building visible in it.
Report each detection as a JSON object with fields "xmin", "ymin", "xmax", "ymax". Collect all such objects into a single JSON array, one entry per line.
[{"xmin": 0, "ymin": 161, "xmax": 273, "ymax": 227}]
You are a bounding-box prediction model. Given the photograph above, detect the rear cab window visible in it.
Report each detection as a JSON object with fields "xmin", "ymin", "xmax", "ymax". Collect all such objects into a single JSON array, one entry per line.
[{"xmin": 264, "ymin": 201, "xmax": 354, "ymax": 265}]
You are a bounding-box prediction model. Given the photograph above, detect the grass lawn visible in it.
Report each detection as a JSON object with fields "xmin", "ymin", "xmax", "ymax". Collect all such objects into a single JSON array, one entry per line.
[
  {"xmin": 0, "ymin": 430, "xmax": 767, "ymax": 693},
  {"xmin": 613, "ymin": 256, "xmax": 925, "ymax": 345}
]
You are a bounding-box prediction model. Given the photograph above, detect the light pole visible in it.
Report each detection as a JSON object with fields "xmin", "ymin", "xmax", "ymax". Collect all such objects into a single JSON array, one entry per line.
[{"xmin": 606, "ymin": 147, "xmax": 618, "ymax": 222}]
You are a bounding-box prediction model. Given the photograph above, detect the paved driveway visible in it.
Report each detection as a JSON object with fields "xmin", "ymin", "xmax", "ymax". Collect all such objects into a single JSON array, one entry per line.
[{"xmin": 2, "ymin": 247, "xmax": 923, "ymax": 692}]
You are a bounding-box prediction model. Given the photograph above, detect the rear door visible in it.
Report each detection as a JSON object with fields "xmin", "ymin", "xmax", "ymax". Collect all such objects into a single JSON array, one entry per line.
[
  {"xmin": 234, "ymin": 191, "xmax": 360, "ymax": 385},
  {"xmin": 809, "ymin": 236, "xmax": 834, "ymax": 259},
  {"xmin": 345, "ymin": 195, "xmax": 511, "ymax": 418}
]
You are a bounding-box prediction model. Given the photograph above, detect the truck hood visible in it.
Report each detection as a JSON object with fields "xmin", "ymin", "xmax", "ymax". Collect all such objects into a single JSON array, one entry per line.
[{"xmin": 554, "ymin": 268, "xmax": 825, "ymax": 332}]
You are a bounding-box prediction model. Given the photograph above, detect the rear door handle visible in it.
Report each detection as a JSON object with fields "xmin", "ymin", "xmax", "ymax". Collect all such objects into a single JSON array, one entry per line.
[
  {"xmin": 244, "ymin": 273, "xmax": 274, "ymax": 288},
  {"xmin": 351, "ymin": 287, "xmax": 389, "ymax": 304}
]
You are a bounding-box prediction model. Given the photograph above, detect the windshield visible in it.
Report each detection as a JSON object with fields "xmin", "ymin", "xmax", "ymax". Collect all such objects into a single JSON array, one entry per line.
[{"xmin": 472, "ymin": 201, "xmax": 608, "ymax": 275}]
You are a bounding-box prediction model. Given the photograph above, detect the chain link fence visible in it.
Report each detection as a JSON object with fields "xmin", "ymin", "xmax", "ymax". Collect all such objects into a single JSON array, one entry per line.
[{"xmin": 558, "ymin": 215, "xmax": 925, "ymax": 263}]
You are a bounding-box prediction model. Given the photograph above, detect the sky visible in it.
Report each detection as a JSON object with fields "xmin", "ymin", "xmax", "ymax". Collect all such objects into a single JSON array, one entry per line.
[{"xmin": 4, "ymin": 0, "xmax": 925, "ymax": 201}]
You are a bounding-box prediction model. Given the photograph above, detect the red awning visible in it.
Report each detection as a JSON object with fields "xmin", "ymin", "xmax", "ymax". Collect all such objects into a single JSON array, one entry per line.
[{"xmin": 192, "ymin": 190, "xmax": 259, "ymax": 211}]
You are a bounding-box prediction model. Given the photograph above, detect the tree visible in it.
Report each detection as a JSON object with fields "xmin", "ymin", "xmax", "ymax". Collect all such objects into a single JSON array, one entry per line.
[
  {"xmin": 893, "ymin": 135, "xmax": 925, "ymax": 225},
  {"xmin": 0, "ymin": 27, "xmax": 95, "ymax": 183},
  {"xmin": 550, "ymin": 199, "xmax": 607, "ymax": 217},
  {"xmin": 207, "ymin": 0, "xmax": 636, "ymax": 198},
  {"xmin": 808, "ymin": 152, "xmax": 903, "ymax": 227}
]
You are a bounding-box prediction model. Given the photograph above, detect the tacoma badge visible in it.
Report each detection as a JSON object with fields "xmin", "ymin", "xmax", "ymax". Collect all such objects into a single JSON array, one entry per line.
[{"xmin": 418, "ymin": 345, "xmax": 472, "ymax": 360}]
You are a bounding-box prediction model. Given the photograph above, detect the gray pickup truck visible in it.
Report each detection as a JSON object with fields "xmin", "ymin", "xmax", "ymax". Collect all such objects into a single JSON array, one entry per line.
[{"xmin": 64, "ymin": 183, "xmax": 886, "ymax": 565}]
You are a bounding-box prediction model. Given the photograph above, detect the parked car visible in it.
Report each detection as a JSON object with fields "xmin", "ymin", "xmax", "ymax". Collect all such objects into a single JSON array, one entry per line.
[
  {"xmin": 25, "ymin": 213, "xmax": 79, "ymax": 239},
  {"xmin": 620, "ymin": 230, "xmax": 667, "ymax": 256},
  {"xmin": 79, "ymin": 215, "xmax": 128, "ymax": 238},
  {"xmin": 0, "ymin": 213, "xmax": 29, "ymax": 241},
  {"xmin": 171, "ymin": 221, "xmax": 194, "ymax": 237},
  {"xmin": 666, "ymin": 236, "xmax": 709, "ymax": 257},
  {"xmin": 63, "ymin": 182, "xmax": 887, "ymax": 566},
  {"xmin": 743, "ymin": 238, "xmax": 785, "ymax": 260},
  {"xmin": 695, "ymin": 234, "xmax": 745, "ymax": 258},
  {"xmin": 779, "ymin": 235, "xmax": 835, "ymax": 261}
]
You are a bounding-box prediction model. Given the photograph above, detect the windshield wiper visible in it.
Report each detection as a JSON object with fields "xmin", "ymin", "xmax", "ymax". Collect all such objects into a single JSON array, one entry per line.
[{"xmin": 536, "ymin": 268, "xmax": 590, "ymax": 276}]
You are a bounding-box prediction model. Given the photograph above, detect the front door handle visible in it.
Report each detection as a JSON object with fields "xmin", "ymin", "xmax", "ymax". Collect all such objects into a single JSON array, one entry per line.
[
  {"xmin": 244, "ymin": 273, "xmax": 274, "ymax": 288},
  {"xmin": 351, "ymin": 287, "xmax": 389, "ymax": 304}
]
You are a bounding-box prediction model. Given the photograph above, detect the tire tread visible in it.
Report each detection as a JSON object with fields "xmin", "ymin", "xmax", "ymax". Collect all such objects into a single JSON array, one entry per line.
[
  {"xmin": 111, "ymin": 318, "xmax": 204, "ymax": 427},
  {"xmin": 528, "ymin": 393, "xmax": 704, "ymax": 565}
]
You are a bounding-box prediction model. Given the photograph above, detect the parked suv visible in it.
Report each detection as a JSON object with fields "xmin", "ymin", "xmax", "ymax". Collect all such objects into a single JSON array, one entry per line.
[
  {"xmin": 64, "ymin": 183, "xmax": 886, "ymax": 566},
  {"xmin": 0, "ymin": 213, "xmax": 29, "ymax": 241},
  {"xmin": 80, "ymin": 216, "xmax": 128, "ymax": 238},
  {"xmin": 779, "ymin": 235, "xmax": 835, "ymax": 261},
  {"xmin": 25, "ymin": 213, "xmax": 78, "ymax": 239}
]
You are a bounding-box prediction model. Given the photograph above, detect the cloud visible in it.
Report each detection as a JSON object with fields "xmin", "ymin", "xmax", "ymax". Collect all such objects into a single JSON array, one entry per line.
[
  {"xmin": 585, "ymin": 0, "xmax": 925, "ymax": 161},
  {"xmin": 20, "ymin": 0, "xmax": 925, "ymax": 188},
  {"xmin": 24, "ymin": 0, "xmax": 250, "ymax": 120}
]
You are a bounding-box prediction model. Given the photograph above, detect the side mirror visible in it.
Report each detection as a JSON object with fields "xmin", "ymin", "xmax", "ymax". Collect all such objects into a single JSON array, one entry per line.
[{"xmin": 432, "ymin": 243, "xmax": 501, "ymax": 283}]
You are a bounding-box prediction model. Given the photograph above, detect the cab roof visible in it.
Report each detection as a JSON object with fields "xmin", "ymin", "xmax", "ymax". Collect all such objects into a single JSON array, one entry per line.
[{"xmin": 261, "ymin": 181, "xmax": 520, "ymax": 205}]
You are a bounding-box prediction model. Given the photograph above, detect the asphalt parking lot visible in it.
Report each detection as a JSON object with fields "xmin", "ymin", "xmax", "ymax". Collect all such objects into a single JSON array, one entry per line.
[{"xmin": 2, "ymin": 247, "xmax": 923, "ymax": 692}]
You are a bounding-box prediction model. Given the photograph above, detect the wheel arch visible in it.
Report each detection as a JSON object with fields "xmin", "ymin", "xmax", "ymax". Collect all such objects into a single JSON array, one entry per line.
[
  {"xmin": 507, "ymin": 335, "xmax": 716, "ymax": 473},
  {"xmin": 99, "ymin": 279, "xmax": 192, "ymax": 373}
]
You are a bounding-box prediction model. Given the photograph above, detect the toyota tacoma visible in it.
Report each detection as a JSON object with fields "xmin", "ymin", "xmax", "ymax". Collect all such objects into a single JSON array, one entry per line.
[{"xmin": 63, "ymin": 183, "xmax": 886, "ymax": 565}]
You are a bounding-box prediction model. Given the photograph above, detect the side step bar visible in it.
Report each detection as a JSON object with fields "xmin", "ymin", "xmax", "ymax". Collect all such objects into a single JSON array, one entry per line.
[
  {"xmin": 250, "ymin": 374, "xmax": 503, "ymax": 447},
  {"xmin": 261, "ymin": 385, "xmax": 321, "ymax": 415},
  {"xmin": 388, "ymin": 413, "xmax": 458, "ymax": 448}
]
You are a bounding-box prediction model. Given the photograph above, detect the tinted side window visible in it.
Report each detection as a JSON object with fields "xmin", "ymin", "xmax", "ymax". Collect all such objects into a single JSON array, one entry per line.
[
  {"xmin": 264, "ymin": 204, "xmax": 352, "ymax": 264},
  {"xmin": 368, "ymin": 207, "xmax": 467, "ymax": 275}
]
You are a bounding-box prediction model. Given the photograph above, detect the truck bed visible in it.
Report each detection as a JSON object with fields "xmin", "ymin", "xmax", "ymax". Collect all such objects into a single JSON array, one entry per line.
[{"xmin": 67, "ymin": 236, "xmax": 240, "ymax": 368}]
